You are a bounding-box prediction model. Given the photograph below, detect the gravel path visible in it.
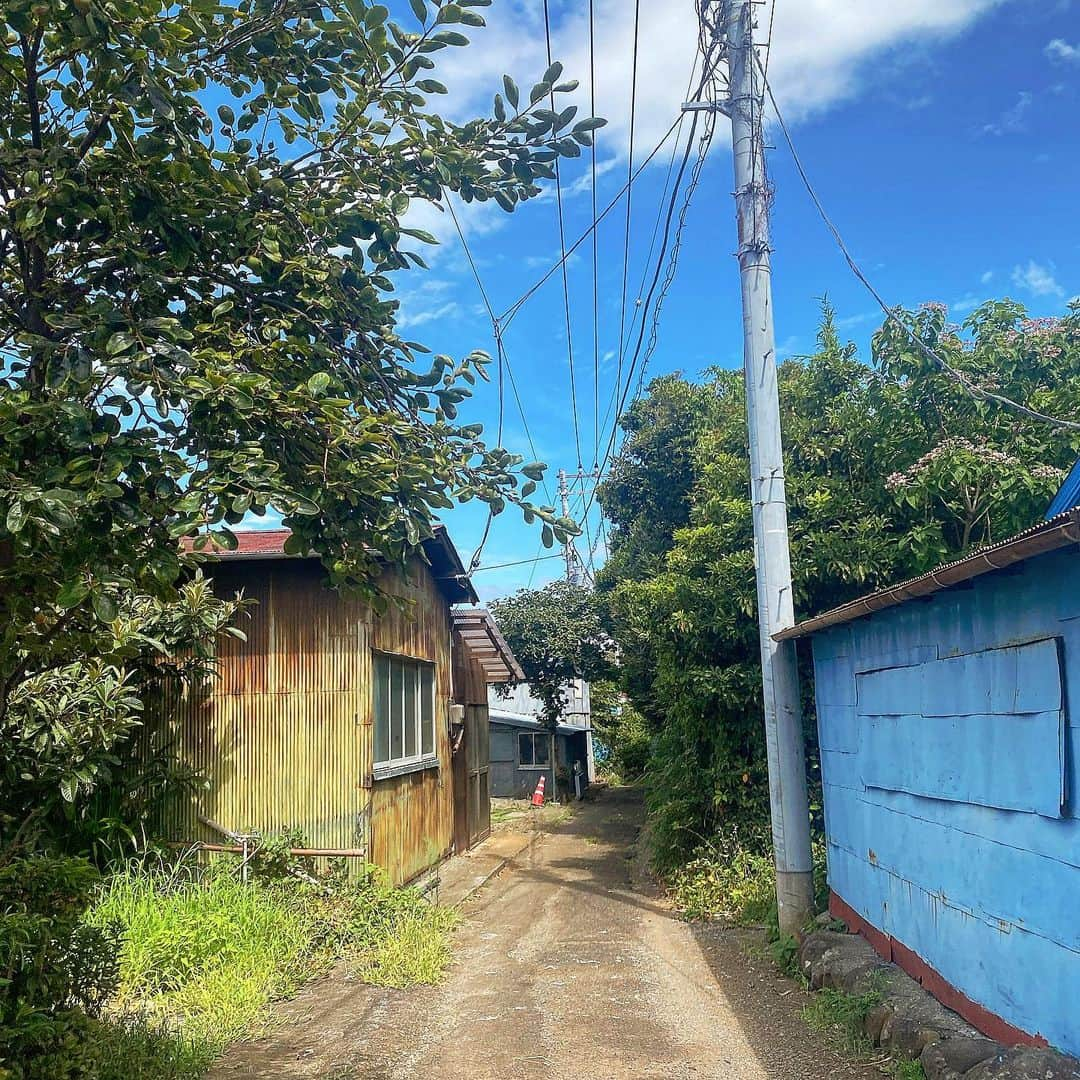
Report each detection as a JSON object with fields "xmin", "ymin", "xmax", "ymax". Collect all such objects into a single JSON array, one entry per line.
[{"xmin": 211, "ymin": 787, "xmax": 879, "ymax": 1080}]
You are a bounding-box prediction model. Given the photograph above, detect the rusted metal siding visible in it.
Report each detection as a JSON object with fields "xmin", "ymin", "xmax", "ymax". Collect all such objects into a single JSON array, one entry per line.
[
  {"xmin": 157, "ymin": 557, "xmax": 454, "ymax": 885},
  {"xmin": 366, "ymin": 561, "xmax": 454, "ymax": 884}
]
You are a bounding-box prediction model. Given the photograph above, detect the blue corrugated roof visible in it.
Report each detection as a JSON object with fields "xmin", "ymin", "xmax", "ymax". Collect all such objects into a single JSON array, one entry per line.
[{"xmin": 1046, "ymin": 456, "xmax": 1080, "ymax": 519}]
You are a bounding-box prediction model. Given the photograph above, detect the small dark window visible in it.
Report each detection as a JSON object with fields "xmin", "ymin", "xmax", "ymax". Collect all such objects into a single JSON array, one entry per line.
[{"xmin": 518, "ymin": 732, "xmax": 550, "ymax": 767}]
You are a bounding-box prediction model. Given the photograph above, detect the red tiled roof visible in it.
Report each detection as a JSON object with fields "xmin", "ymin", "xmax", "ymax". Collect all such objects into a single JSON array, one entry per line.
[{"xmin": 181, "ymin": 529, "xmax": 293, "ymax": 557}]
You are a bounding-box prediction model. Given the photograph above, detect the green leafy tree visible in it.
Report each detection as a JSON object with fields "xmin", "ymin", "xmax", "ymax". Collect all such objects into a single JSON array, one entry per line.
[
  {"xmin": 600, "ymin": 301, "xmax": 1079, "ymax": 869},
  {"xmin": 489, "ymin": 580, "xmax": 613, "ymax": 723},
  {"xmin": 0, "ymin": 0, "xmax": 597, "ymax": 843}
]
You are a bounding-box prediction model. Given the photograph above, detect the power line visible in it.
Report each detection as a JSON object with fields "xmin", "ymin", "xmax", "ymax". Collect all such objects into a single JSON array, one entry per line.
[
  {"xmin": 444, "ymin": 196, "xmax": 555, "ymax": 573},
  {"xmin": 615, "ymin": 0, "xmax": 641, "ymax": 434},
  {"xmin": 588, "ymin": 0, "xmax": 601, "ymax": 468},
  {"xmin": 543, "ymin": 0, "xmax": 584, "ymax": 468},
  {"xmin": 582, "ymin": 14, "xmax": 725, "ymax": 527},
  {"xmin": 757, "ymin": 56, "xmax": 1080, "ymax": 432},
  {"xmin": 498, "ymin": 114, "xmax": 685, "ymax": 330},
  {"xmin": 596, "ymin": 110, "xmax": 713, "ymax": 482},
  {"xmin": 472, "ymin": 552, "xmax": 565, "ymax": 574}
]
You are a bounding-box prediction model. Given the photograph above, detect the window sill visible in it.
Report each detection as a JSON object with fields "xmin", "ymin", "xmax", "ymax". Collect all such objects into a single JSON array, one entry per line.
[
  {"xmin": 517, "ymin": 764, "xmax": 551, "ymax": 770},
  {"xmin": 373, "ymin": 756, "xmax": 439, "ymax": 782}
]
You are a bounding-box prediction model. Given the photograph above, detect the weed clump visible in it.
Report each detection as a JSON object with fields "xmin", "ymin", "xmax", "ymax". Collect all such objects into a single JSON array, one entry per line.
[{"xmin": 83, "ymin": 854, "xmax": 458, "ymax": 1067}]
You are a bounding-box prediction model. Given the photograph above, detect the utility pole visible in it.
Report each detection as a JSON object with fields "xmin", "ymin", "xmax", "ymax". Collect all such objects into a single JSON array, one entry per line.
[
  {"xmin": 557, "ymin": 468, "xmax": 602, "ymax": 587},
  {"xmin": 719, "ymin": 0, "xmax": 814, "ymax": 935},
  {"xmin": 557, "ymin": 468, "xmax": 579, "ymax": 585}
]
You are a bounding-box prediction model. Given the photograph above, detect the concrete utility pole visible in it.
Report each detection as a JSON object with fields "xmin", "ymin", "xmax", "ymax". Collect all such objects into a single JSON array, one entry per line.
[
  {"xmin": 557, "ymin": 468, "xmax": 579, "ymax": 585},
  {"xmin": 720, "ymin": 0, "xmax": 814, "ymax": 935}
]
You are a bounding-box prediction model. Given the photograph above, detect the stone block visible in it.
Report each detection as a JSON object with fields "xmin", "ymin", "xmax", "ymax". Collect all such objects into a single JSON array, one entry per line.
[
  {"xmin": 880, "ymin": 1013, "xmax": 943, "ymax": 1059},
  {"xmin": 921, "ymin": 1038, "xmax": 1000, "ymax": 1080},
  {"xmin": 964, "ymin": 1047, "xmax": 1080, "ymax": 1080}
]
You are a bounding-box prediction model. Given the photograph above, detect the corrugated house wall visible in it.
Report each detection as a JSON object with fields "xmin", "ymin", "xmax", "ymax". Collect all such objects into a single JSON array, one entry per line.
[
  {"xmin": 812, "ymin": 544, "xmax": 1080, "ymax": 1055},
  {"xmin": 155, "ymin": 556, "xmax": 454, "ymax": 886}
]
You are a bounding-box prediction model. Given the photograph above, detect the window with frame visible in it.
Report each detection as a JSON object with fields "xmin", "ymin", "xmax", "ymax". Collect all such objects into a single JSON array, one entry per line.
[
  {"xmin": 373, "ymin": 653, "xmax": 436, "ymax": 777},
  {"xmin": 518, "ymin": 731, "xmax": 551, "ymax": 768}
]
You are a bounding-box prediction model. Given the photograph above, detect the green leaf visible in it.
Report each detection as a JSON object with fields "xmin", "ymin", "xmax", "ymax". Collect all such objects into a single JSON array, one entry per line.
[
  {"xmin": 542, "ymin": 61, "xmax": 563, "ymax": 85},
  {"xmin": 5, "ymin": 501, "xmax": 26, "ymax": 534},
  {"xmin": 409, "ymin": 0, "xmax": 427, "ymax": 20},
  {"xmin": 308, "ymin": 371, "xmax": 331, "ymax": 395},
  {"xmin": 92, "ymin": 591, "xmax": 118, "ymax": 624},
  {"xmin": 56, "ymin": 578, "xmax": 90, "ymax": 609},
  {"xmin": 541, "ymin": 524, "xmax": 554, "ymax": 548},
  {"xmin": 503, "ymin": 75, "xmax": 519, "ymax": 108},
  {"xmin": 106, "ymin": 332, "xmax": 136, "ymax": 355},
  {"xmin": 432, "ymin": 29, "xmax": 468, "ymax": 45}
]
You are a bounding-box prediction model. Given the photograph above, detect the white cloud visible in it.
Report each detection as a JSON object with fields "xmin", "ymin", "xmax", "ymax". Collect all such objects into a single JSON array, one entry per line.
[
  {"xmin": 981, "ymin": 90, "xmax": 1033, "ymax": 136},
  {"xmin": 1046, "ymin": 38, "xmax": 1080, "ymax": 63},
  {"xmin": 980, "ymin": 270, "xmax": 994, "ymax": 284},
  {"xmin": 1011, "ymin": 259, "xmax": 1066, "ymax": 298},
  {"xmin": 396, "ymin": 300, "xmax": 461, "ymax": 331},
  {"xmin": 835, "ymin": 310, "xmax": 878, "ymax": 330},
  {"xmin": 428, "ymin": 0, "xmax": 1017, "ymax": 166},
  {"xmin": 951, "ymin": 293, "xmax": 982, "ymax": 314}
]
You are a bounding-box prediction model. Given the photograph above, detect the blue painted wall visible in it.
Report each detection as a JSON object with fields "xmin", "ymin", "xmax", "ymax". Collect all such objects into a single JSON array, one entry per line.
[{"xmin": 812, "ymin": 545, "xmax": 1080, "ymax": 1055}]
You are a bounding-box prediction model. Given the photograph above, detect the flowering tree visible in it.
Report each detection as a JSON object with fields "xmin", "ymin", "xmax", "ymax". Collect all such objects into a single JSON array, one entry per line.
[{"xmin": 886, "ymin": 437, "xmax": 1064, "ymax": 555}]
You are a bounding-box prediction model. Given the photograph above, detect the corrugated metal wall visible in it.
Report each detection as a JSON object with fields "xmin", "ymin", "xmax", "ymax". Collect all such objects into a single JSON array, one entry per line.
[
  {"xmin": 156, "ymin": 557, "xmax": 454, "ymax": 885},
  {"xmin": 813, "ymin": 544, "xmax": 1080, "ymax": 1055}
]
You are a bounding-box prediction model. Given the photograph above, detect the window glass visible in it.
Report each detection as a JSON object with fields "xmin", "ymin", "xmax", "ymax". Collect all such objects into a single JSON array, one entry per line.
[
  {"xmin": 534, "ymin": 734, "xmax": 550, "ymax": 766},
  {"xmin": 389, "ymin": 658, "xmax": 404, "ymax": 760},
  {"xmin": 420, "ymin": 666, "xmax": 435, "ymax": 756},
  {"xmin": 404, "ymin": 663, "xmax": 418, "ymax": 758},
  {"xmin": 373, "ymin": 654, "xmax": 437, "ymax": 770},
  {"xmin": 373, "ymin": 654, "xmax": 389, "ymax": 764},
  {"xmin": 518, "ymin": 732, "xmax": 534, "ymax": 766}
]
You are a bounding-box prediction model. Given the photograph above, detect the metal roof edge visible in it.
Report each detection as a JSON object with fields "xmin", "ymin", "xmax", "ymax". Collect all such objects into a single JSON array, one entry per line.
[{"xmin": 775, "ymin": 509, "xmax": 1080, "ymax": 642}]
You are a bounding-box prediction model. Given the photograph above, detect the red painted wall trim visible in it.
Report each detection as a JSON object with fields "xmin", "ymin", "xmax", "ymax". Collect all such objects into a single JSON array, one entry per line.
[{"xmin": 829, "ymin": 891, "xmax": 1047, "ymax": 1049}]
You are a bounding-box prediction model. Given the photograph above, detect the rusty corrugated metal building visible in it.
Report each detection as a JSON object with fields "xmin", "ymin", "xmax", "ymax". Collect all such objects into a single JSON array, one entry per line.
[{"xmin": 159, "ymin": 527, "xmax": 521, "ymax": 885}]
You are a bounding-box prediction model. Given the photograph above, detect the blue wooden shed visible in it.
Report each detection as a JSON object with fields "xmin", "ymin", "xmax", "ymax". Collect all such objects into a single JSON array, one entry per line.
[{"xmin": 781, "ymin": 509, "xmax": 1080, "ymax": 1055}]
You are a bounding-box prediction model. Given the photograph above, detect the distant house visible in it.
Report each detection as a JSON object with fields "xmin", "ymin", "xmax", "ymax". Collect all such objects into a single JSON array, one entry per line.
[
  {"xmin": 158, "ymin": 528, "xmax": 521, "ymax": 885},
  {"xmin": 782, "ymin": 509, "xmax": 1080, "ymax": 1055},
  {"xmin": 488, "ymin": 680, "xmax": 595, "ymax": 801}
]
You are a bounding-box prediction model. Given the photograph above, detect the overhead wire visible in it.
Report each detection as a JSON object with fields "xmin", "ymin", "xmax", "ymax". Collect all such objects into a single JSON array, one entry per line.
[
  {"xmin": 445, "ymin": 197, "xmax": 556, "ymax": 573},
  {"xmin": 588, "ymin": 0, "xmax": 601, "ymax": 467},
  {"xmin": 581, "ymin": 2, "xmax": 725, "ymax": 527},
  {"xmin": 614, "ymin": 0, "xmax": 641, "ymax": 428},
  {"xmin": 543, "ymin": 0, "xmax": 584, "ymax": 469},
  {"xmin": 473, "ymin": 552, "xmax": 566, "ymax": 574},
  {"xmin": 498, "ymin": 114, "xmax": 685, "ymax": 330},
  {"xmin": 756, "ymin": 54, "xmax": 1080, "ymax": 432}
]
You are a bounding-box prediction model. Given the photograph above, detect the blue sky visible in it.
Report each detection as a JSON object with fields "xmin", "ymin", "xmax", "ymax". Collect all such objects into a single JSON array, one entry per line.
[{"xmin": 385, "ymin": 0, "xmax": 1080, "ymax": 602}]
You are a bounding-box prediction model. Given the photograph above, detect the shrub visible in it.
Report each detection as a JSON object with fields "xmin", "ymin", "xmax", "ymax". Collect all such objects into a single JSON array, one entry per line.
[{"xmin": 666, "ymin": 828, "xmax": 776, "ymax": 924}]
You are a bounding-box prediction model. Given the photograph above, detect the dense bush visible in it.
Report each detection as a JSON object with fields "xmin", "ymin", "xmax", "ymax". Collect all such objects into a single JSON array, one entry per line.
[
  {"xmin": 599, "ymin": 302, "xmax": 1080, "ymax": 869},
  {"xmin": 0, "ymin": 854, "xmax": 193, "ymax": 1080}
]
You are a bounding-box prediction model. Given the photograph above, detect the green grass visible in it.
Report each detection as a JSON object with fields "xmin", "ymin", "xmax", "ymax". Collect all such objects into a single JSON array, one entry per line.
[
  {"xmin": 84, "ymin": 858, "xmax": 458, "ymax": 1072},
  {"xmin": 802, "ymin": 987, "xmax": 880, "ymax": 1057},
  {"xmin": 801, "ymin": 986, "xmax": 927, "ymax": 1080}
]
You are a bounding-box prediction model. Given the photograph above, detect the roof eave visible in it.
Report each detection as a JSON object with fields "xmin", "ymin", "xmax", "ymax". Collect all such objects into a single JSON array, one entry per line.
[{"xmin": 775, "ymin": 509, "xmax": 1080, "ymax": 642}]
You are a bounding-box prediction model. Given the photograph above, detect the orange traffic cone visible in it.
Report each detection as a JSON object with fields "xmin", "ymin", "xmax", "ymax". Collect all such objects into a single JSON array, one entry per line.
[{"xmin": 531, "ymin": 775, "xmax": 546, "ymax": 807}]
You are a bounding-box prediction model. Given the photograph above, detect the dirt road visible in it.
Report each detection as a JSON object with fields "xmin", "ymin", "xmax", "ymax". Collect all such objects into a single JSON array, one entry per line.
[{"xmin": 213, "ymin": 788, "xmax": 877, "ymax": 1080}]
